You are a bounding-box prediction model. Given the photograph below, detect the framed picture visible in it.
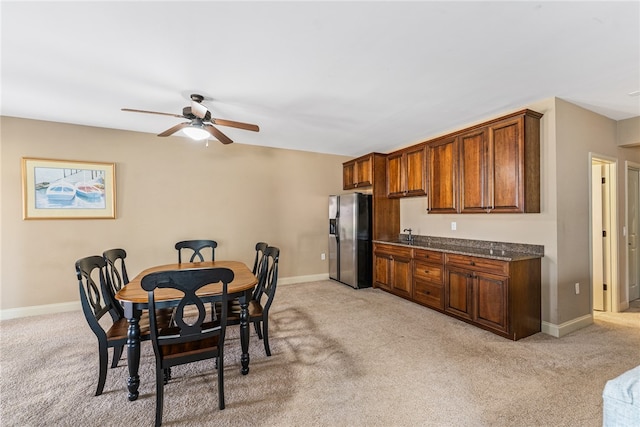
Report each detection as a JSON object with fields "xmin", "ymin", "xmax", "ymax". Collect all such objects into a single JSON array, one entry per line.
[{"xmin": 22, "ymin": 157, "xmax": 116, "ymax": 219}]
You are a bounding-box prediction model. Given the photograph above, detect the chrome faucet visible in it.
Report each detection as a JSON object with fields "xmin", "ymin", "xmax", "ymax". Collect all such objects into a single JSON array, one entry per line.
[{"xmin": 403, "ymin": 228, "xmax": 414, "ymax": 243}]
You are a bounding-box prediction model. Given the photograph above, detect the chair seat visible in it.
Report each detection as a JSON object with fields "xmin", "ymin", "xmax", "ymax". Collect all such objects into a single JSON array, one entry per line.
[
  {"xmin": 160, "ymin": 335, "xmax": 221, "ymax": 362},
  {"xmin": 106, "ymin": 309, "xmax": 174, "ymax": 341},
  {"xmin": 216, "ymin": 300, "xmax": 263, "ymax": 321}
]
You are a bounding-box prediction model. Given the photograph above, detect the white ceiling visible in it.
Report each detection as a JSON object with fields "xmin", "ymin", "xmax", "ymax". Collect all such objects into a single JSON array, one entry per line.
[{"xmin": 2, "ymin": 1, "xmax": 639, "ymax": 156}]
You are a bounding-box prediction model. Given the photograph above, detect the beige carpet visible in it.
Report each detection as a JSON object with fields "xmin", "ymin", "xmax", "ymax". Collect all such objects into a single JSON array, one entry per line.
[{"xmin": 1, "ymin": 280, "xmax": 639, "ymax": 426}]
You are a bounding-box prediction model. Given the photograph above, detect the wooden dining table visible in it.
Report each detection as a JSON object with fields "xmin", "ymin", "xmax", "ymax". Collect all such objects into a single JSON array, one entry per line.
[{"xmin": 115, "ymin": 260, "xmax": 257, "ymax": 401}]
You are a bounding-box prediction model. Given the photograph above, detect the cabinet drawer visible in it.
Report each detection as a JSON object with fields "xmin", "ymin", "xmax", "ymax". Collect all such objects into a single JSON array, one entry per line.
[
  {"xmin": 413, "ymin": 280, "xmax": 444, "ymax": 310},
  {"xmin": 445, "ymin": 253, "xmax": 509, "ymax": 275},
  {"xmin": 374, "ymin": 243, "xmax": 412, "ymax": 259},
  {"xmin": 413, "ymin": 248, "xmax": 443, "ymax": 263},
  {"xmin": 413, "ymin": 260, "xmax": 443, "ymax": 284}
]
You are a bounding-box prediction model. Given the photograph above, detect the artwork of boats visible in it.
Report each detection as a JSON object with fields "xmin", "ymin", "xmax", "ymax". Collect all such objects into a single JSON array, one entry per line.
[
  {"xmin": 75, "ymin": 182, "xmax": 103, "ymax": 199},
  {"xmin": 45, "ymin": 181, "xmax": 76, "ymax": 201}
]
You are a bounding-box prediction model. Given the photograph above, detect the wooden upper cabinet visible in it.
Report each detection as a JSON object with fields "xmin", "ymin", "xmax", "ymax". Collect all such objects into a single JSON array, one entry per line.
[
  {"xmin": 386, "ymin": 152, "xmax": 403, "ymax": 197},
  {"xmin": 343, "ymin": 153, "xmax": 373, "ymax": 190},
  {"xmin": 386, "ymin": 144, "xmax": 427, "ymax": 198},
  {"xmin": 459, "ymin": 128, "xmax": 489, "ymax": 213},
  {"xmin": 450, "ymin": 109, "xmax": 542, "ymax": 214},
  {"xmin": 488, "ymin": 112, "xmax": 541, "ymax": 213},
  {"xmin": 427, "ymin": 137, "xmax": 458, "ymax": 213}
]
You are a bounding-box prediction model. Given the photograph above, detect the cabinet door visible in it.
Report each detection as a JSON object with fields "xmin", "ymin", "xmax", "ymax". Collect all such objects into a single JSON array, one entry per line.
[
  {"xmin": 355, "ymin": 156, "xmax": 373, "ymax": 187},
  {"xmin": 373, "ymin": 252, "xmax": 392, "ymax": 291},
  {"xmin": 428, "ymin": 137, "xmax": 458, "ymax": 213},
  {"xmin": 386, "ymin": 152, "xmax": 404, "ymax": 198},
  {"xmin": 488, "ymin": 117, "xmax": 524, "ymax": 212},
  {"xmin": 445, "ymin": 266, "xmax": 473, "ymax": 320},
  {"xmin": 343, "ymin": 161, "xmax": 356, "ymax": 190},
  {"xmin": 474, "ymin": 271, "xmax": 508, "ymax": 334},
  {"xmin": 405, "ymin": 145, "xmax": 427, "ymax": 197},
  {"xmin": 391, "ymin": 254, "xmax": 412, "ymax": 298},
  {"xmin": 460, "ymin": 128, "xmax": 489, "ymax": 213}
]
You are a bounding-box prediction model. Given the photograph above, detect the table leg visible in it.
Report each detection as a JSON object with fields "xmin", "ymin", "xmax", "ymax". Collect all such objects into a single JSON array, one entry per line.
[
  {"xmin": 124, "ymin": 305, "xmax": 141, "ymax": 401},
  {"xmin": 239, "ymin": 291, "xmax": 250, "ymax": 375}
]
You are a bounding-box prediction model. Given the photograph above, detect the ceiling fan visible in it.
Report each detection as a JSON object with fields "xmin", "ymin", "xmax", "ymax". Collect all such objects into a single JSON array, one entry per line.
[{"xmin": 121, "ymin": 94, "xmax": 259, "ymax": 144}]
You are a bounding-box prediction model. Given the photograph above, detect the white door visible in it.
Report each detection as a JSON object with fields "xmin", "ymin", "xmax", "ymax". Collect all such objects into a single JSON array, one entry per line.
[{"xmin": 628, "ymin": 167, "xmax": 640, "ymax": 301}]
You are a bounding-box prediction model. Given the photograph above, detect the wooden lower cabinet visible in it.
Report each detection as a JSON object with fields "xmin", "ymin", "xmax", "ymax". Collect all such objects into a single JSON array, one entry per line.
[
  {"xmin": 373, "ymin": 243, "xmax": 412, "ymax": 298},
  {"xmin": 444, "ymin": 253, "xmax": 540, "ymax": 340},
  {"xmin": 374, "ymin": 243, "xmax": 541, "ymax": 340},
  {"xmin": 412, "ymin": 249, "xmax": 444, "ymax": 310}
]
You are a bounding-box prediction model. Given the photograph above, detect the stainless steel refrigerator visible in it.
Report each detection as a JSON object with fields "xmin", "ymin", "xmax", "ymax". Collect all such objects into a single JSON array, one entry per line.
[{"xmin": 328, "ymin": 193, "xmax": 372, "ymax": 288}]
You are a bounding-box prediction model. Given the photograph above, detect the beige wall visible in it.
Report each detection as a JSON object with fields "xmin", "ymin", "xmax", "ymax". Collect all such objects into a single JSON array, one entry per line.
[
  {"xmin": 3, "ymin": 100, "xmax": 639, "ymax": 333},
  {"xmin": 617, "ymin": 116, "xmax": 640, "ymax": 147},
  {"xmin": 400, "ymin": 97, "xmax": 640, "ymax": 331},
  {"xmin": 0, "ymin": 117, "xmax": 349, "ymax": 312}
]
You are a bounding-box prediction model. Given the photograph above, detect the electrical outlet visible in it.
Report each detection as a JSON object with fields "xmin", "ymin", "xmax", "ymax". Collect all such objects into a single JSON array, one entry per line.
[
  {"xmin": 451, "ymin": 221, "xmax": 457, "ymax": 231},
  {"xmin": 575, "ymin": 282, "xmax": 580, "ymax": 294},
  {"xmin": 321, "ymin": 253, "xmax": 326, "ymax": 260}
]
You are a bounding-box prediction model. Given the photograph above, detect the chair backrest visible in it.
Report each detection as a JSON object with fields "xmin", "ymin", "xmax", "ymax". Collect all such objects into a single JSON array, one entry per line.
[
  {"xmin": 102, "ymin": 248, "xmax": 129, "ymax": 318},
  {"xmin": 256, "ymin": 246, "xmax": 280, "ymax": 310},
  {"xmin": 175, "ymin": 240, "xmax": 218, "ymax": 263},
  {"xmin": 141, "ymin": 267, "xmax": 234, "ymax": 353},
  {"xmin": 251, "ymin": 242, "xmax": 268, "ymax": 300},
  {"xmin": 76, "ymin": 256, "xmax": 121, "ymax": 338},
  {"xmin": 252, "ymin": 242, "xmax": 268, "ymax": 275}
]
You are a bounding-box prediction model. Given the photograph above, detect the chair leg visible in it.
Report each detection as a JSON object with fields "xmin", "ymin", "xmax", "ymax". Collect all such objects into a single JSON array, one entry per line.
[
  {"xmin": 111, "ymin": 345, "xmax": 123, "ymax": 368},
  {"xmin": 96, "ymin": 342, "xmax": 108, "ymax": 396},
  {"xmin": 155, "ymin": 364, "xmax": 165, "ymax": 427},
  {"xmin": 262, "ymin": 318, "xmax": 271, "ymax": 357},
  {"xmin": 217, "ymin": 355, "xmax": 225, "ymax": 410}
]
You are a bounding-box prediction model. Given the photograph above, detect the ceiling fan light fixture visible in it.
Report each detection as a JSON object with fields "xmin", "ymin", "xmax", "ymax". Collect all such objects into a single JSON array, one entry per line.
[{"xmin": 182, "ymin": 125, "xmax": 210, "ymax": 140}]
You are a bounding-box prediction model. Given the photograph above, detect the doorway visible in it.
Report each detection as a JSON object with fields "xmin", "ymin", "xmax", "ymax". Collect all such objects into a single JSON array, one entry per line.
[
  {"xmin": 590, "ymin": 155, "xmax": 618, "ymax": 312},
  {"xmin": 626, "ymin": 162, "xmax": 640, "ymax": 305}
]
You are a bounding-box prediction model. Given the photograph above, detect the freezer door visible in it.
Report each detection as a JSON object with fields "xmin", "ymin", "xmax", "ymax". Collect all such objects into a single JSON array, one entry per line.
[
  {"xmin": 338, "ymin": 193, "xmax": 357, "ymax": 288},
  {"xmin": 329, "ymin": 233, "xmax": 338, "ymax": 280},
  {"xmin": 328, "ymin": 195, "xmax": 339, "ymax": 280}
]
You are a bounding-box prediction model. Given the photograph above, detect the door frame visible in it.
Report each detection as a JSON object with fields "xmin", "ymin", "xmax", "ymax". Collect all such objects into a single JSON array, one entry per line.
[
  {"xmin": 588, "ymin": 153, "xmax": 619, "ymax": 313},
  {"xmin": 623, "ymin": 161, "xmax": 640, "ymax": 311}
]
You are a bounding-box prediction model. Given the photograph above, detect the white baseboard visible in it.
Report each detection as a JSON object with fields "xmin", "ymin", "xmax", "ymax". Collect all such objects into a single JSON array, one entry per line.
[
  {"xmin": 541, "ymin": 314, "xmax": 593, "ymax": 338},
  {"xmin": 278, "ymin": 273, "xmax": 329, "ymax": 286},
  {"xmin": 0, "ymin": 274, "xmax": 330, "ymax": 320},
  {"xmin": 0, "ymin": 301, "xmax": 81, "ymax": 321}
]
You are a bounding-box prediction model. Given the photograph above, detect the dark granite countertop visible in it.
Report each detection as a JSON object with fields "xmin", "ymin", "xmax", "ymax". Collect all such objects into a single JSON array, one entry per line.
[{"xmin": 374, "ymin": 236, "xmax": 544, "ymax": 262}]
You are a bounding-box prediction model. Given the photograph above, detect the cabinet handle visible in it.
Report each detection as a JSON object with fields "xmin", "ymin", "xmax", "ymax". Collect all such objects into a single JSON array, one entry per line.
[{"xmin": 470, "ymin": 261, "xmax": 475, "ymax": 266}]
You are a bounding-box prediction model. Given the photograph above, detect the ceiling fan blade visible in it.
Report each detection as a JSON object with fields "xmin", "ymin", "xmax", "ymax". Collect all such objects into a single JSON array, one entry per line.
[
  {"xmin": 122, "ymin": 108, "xmax": 185, "ymax": 119},
  {"xmin": 158, "ymin": 122, "xmax": 191, "ymax": 137},
  {"xmin": 211, "ymin": 118, "xmax": 260, "ymax": 132},
  {"xmin": 204, "ymin": 124, "xmax": 234, "ymax": 144}
]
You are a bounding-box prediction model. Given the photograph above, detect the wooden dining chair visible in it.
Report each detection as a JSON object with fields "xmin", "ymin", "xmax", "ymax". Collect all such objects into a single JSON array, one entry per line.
[
  {"xmin": 224, "ymin": 246, "xmax": 280, "ymax": 356},
  {"xmin": 76, "ymin": 256, "xmax": 171, "ymax": 396},
  {"xmin": 175, "ymin": 239, "xmax": 218, "ymax": 263},
  {"xmin": 102, "ymin": 248, "xmax": 129, "ymax": 318},
  {"xmin": 141, "ymin": 267, "xmax": 234, "ymax": 426},
  {"xmin": 104, "ymin": 247, "xmax": 176, "ymax": 325}
]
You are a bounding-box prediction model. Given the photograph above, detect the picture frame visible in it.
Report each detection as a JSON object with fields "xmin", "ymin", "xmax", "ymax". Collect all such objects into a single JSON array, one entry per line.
[{"xmin": 22, "ymin": 157, "xmax": 116, "ymax": 219}]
